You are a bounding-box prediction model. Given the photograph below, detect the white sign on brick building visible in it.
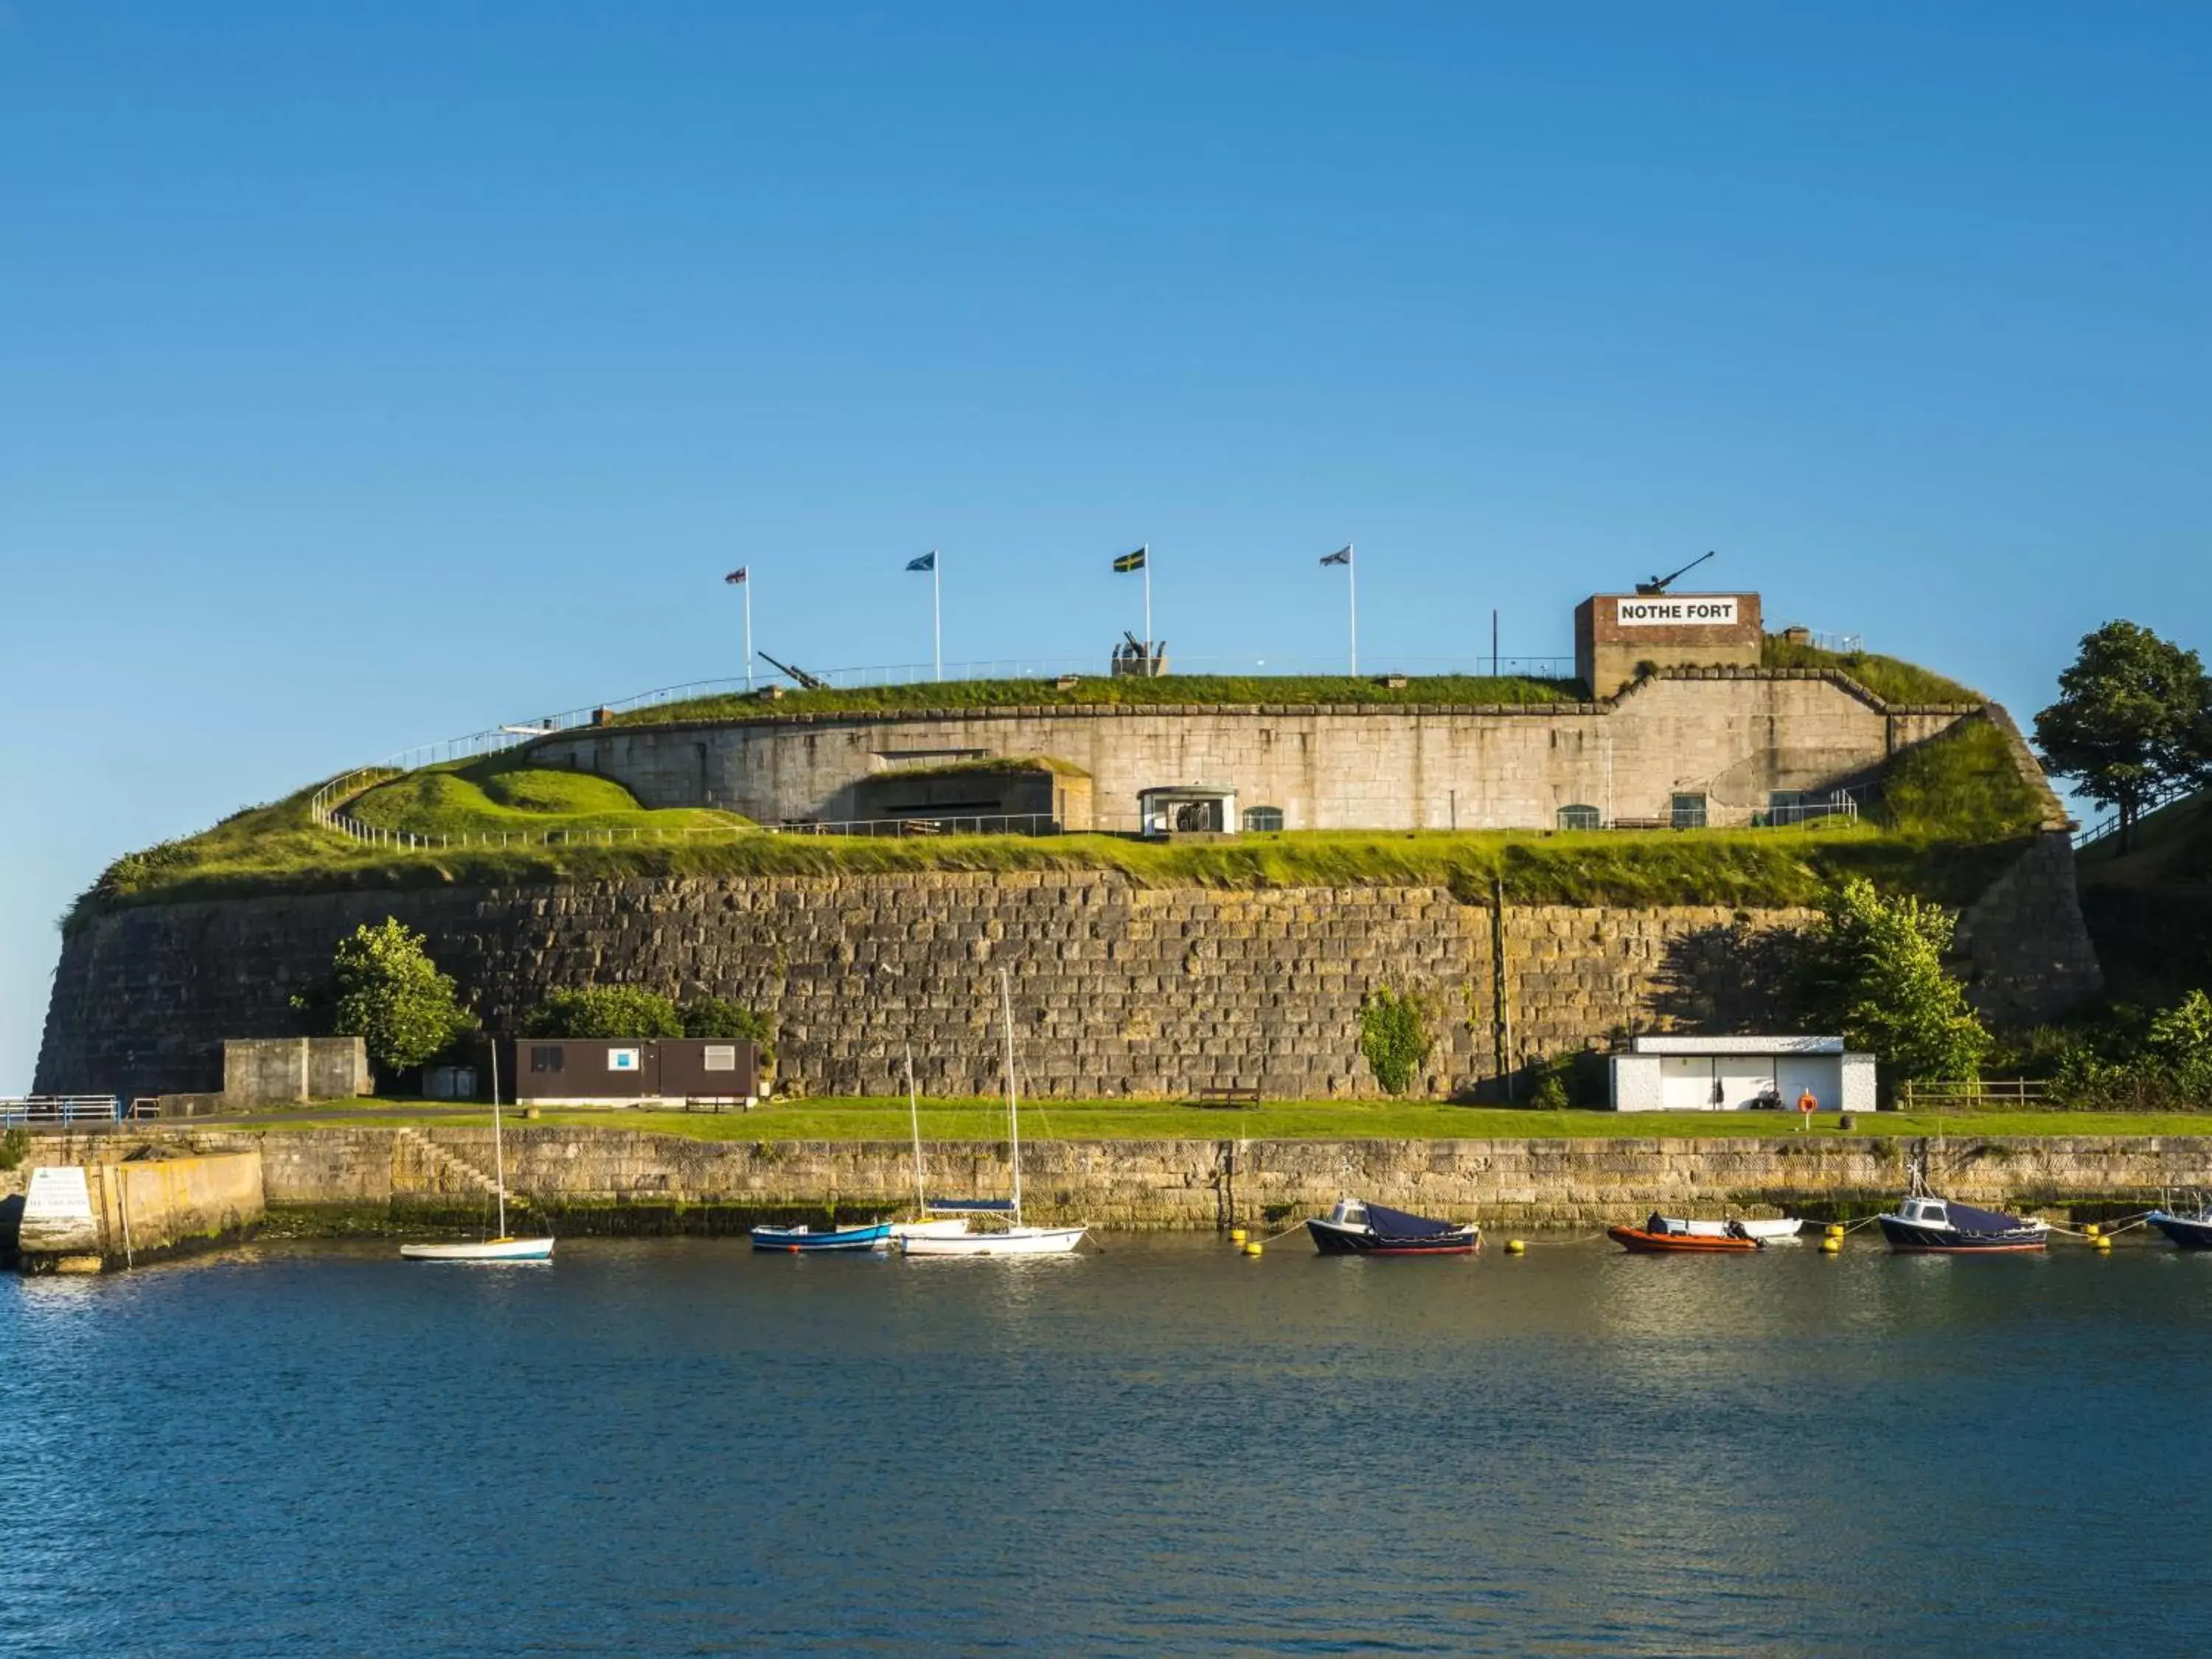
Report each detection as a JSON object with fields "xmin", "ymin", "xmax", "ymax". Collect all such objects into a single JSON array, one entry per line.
[{"xmin": 1615, "ymin": 596, "xmax": 1741, "ymax": 627}]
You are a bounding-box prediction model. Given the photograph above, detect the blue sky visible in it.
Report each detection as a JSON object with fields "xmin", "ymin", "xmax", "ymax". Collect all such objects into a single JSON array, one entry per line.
[{"xmin": 4, "ymin": 2, "xmax": 2208, "ymax": 1089}]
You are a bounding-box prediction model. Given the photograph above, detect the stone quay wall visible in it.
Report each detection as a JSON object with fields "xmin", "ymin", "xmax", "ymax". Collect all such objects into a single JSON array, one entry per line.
[
  {"xmin": 38, "ymin": 842, "xmax": 2100, "ymax": 1107},
  {"xmin": 4, "ymin": 1149, "xmax": 263, "ymax": 1269},
  {"xmin": 529, "ymin": 670, "xmax": 1977, "ymax": 833},
  {"xmin": 8, "ymin": 1127, "xmax": 2199, "ymax": 1232}
]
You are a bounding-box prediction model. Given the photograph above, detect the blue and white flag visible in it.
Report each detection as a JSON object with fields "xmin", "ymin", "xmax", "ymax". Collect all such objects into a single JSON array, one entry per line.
[
  {"xmin": 724, "ymin": 566, "xmax": 749, "ymax": 585},
  {"xmin": 1319, "ymin": 546, "xmax": 1352, "ymax": 567},
  {"xmin": 906, "ymin": 551, "xmax": 937, "ymax": 572}
]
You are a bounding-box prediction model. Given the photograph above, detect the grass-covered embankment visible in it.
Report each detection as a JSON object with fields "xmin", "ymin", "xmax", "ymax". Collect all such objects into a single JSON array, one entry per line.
[
  {"xmin": 608, "ymin": 671, "xmax": 1582, "ymax": 726},
  {"xmin": 249, "ymin": 1099, "xmax": 2212, "ymax": 1141},
  {"xmin": 1760, "ymin": 636, "xmax": 1981, "ymax": 704}
]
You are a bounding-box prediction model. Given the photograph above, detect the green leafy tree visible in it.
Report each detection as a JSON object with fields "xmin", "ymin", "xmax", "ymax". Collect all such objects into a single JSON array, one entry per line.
[
  {"xmin": 1792, "ymin": 878, "xmax": 1989, "ymax": 1088},
  {"xmin": 678, "ymin": 996, "xmax": 776, "ymax": 1062},
  {"xmin": 522, "ymin": 985, "xmax": 684, "ymax": 1039},
  {"xmin": 1358, "ymin": 987, "xmax": 1433, "ymax": 1096},
  {"xmin": 2035, "ymin": 621, "xmax": 2212, "ymax": 851},
  {"xmin": 294, "ymin": 918, "xmax": 476, "ymax": 1076}
]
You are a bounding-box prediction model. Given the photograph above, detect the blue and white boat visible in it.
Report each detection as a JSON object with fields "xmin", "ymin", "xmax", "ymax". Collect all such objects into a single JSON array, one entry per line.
[
  {"xmin": 2146, "ymin": 1199, "xmax": 2212, "ymax": 1250},
  {"xmin": 749, "ymin": 1220, "xmax": 894, "ymax": 1253}
]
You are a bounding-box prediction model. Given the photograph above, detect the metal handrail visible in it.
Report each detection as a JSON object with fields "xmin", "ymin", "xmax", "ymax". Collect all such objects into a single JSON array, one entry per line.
[
  {"xmin": 0, "ymin": 1095, "xmax": 122, "ymax": 1127},
  {"xmin": 2074, "ymin": 778, "xmax": 2198, "ymax": 849}
]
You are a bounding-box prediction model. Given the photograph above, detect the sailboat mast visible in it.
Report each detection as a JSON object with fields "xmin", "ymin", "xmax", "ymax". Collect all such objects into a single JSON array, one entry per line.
[
  {"xmin": 490, "ymin": 1038, "xmax": 507, "ymax": 1239},
  {"xmin": 1000, "ymin": 968, "xmax": 1020, "ymax": 1226},
  {"xmin": 906, "ymin": 1045, "xmax": 926, "ymax": 1217}
]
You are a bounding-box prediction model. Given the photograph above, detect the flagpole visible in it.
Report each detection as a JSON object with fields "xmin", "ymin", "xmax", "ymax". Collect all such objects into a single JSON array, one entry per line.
[
  {"xmin": 933, "ymin": 551, "xmax": 942, "ymax": 682},
  {"xmin": 1348, "ymin": 542, "xmax": 1358, "ymax": 676},
  {"xmin": 1142, "ymin": 543, "xmax": 1152, "ymax": 658},
  {"xmin": 744, "ymin": 575, "xmax": 754, "ymax": 691}
]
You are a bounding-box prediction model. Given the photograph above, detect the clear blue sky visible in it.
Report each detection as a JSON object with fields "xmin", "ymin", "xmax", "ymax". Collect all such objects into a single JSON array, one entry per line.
[{"xmin": 4, "ymin": 2, "xmax": 2209, "ymax": 1090}]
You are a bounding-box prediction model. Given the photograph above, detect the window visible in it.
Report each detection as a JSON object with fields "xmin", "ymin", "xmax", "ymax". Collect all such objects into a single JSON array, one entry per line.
[
  {"xmin": 1670, "ymin": 793, "xmax": 1708, "ymax": 830},
  {"xmin": 1241, "ymin": 806, "xmax": 1284, "ymax": 832},
  {"xmin": 608, "ymin": 1047, "xmax": 641, "ymax": 1073},
  {"xmin": 529, "ymin": 1046, "xmax": 564, "ymax": 1074},
  {"xmin": 703, "ymin": 1044, "xmax": 738, "ymax": 1073},
  {"xmin": 1557, "ymin": 804, "xmax": 1601, "ymax": 831}
]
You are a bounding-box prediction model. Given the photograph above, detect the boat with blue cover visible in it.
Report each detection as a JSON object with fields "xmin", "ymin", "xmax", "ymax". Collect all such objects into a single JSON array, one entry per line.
[
  {"xmin": 749, "ymin": 1220, "xmax": 894, "ymax": 1253},
  {"xmin": 2146, "ymin": 1200, "xmax": 2212, "ymax": 1249},
  {"xmin": 1306, "ymin": 1198, "xmax": 1480, "ymax": 1255},
  {"xmin": 1877, "ymin": 1194, "xmax": 2048, "ymax": 1253}
]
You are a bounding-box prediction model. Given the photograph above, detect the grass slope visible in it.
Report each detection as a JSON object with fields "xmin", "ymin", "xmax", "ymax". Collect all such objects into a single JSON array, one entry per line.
[
  {"xmin": 609, "ymin": 672, "xmax": 1581, "ymax": 726},
  {"xmin": 1761, "ymin": 636, "xmax": 1980, "ymax": 705},
  {"xmin": 1880, "ymin": 715, "xmax": 2047, "ymax": 841},
  {"xmin": 255, "ymin": 1100, "xmax": 2212, "ymax": 1141},
  {"xmin": 348, "ymin": 762, "xmax": 743, "ymax": 838}
]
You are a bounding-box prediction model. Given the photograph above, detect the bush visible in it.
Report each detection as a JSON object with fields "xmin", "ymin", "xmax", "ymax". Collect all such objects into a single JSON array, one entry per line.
[
  {"xmin": 678, "ymin": 996, "xmax": 775, "ymax": 1062},
  {"xmin": 294, "ymin": 918, "xmax": 477, "ymax": 1077},
  {"xmin": 1792, "ymin": 877, "xmax": 1989, "ymax": 1086},
  {"xmin": 522, "ymin": 985, "xmax": 684, "ymax": 1040},
  {"xmin": 2039, "ymin": 989, "xmax": 2212, "ymax": 1109},
  {"xmin": 0, "ymin": 1127, "xmax": 29, "ymax": 1172},
  {"xmin": 1359, "ymin": 988, "xmax": 1433, "ymax": 1096}
]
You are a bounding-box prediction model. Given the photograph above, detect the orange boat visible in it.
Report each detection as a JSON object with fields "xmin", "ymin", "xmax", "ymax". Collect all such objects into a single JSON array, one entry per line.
[{"xmin": 1607, "ymin": 1217, "xmax": 1763, "ymax": 1253}]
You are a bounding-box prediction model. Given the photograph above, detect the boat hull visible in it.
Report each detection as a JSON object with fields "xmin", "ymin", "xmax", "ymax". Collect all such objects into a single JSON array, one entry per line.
[
  {"xmin": 1607, "ymin": 1225, "xmax": 1759, "ymax": 1253},
  {"xmin": 749, "ymin": 1222, "xmax": 894, "ymax": 1253},
  {"xmin": 900, "ymin": 1225, "xmax": 1088, "ymax": 1256},
  {"xmin": 1306, "ymin": 1218, "xmax": 1479, "ymax": 1256},
  {"xmin": 1877, "ymin": 1217, "xmax": 2047, "ymax": 1253},
  {"xmin": 2147, "ymin": 1211, "xmax": 2212, "ymax": 1249},
  {"xmin": 400, "ymin": 1237, "xmax": 556, "ymax": 1262}
]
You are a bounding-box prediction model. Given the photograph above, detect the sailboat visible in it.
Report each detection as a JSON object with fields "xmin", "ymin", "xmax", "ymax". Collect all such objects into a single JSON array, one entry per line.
[
  {"xmin": 401, "ymin": 1040, "xmax": 557, "ymax": 1262},
  {"xmin": 888, "ymin": 1046, "xmax": 970, "ymax": 1242},
  {"xmin": 901, "ymin": 973, "xmax": 1088, "ymax": 1257}
]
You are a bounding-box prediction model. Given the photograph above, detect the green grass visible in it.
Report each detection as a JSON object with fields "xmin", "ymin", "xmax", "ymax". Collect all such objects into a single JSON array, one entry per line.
[
  {"xmin": 1879, "ymin": 714, "xmax": 2049, "ymax": 840},
  {"xmin": 609, "ymin": 672, "xmax": 1583, "ymax": 726},
  {"xmin": 348, "ymin": 759, "xmax": 745, "ymax": 838},
  {"xmin": 1761, "ymin": 635, "xmax": 1981, "ymax": 705},
  {"xmin": 253, "ymin": 1099, "xmax": 2212, "ymax": 1141},
  {"xmin": 74, "ymin": 807, "xmax": 2033, "ymax": 925}
]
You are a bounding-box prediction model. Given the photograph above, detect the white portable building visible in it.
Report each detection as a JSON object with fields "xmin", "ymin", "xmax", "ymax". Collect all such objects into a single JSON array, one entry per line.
[{"xmin": 1607, "ymin": 1034, "xmax": 1877, "ymax": 1113}]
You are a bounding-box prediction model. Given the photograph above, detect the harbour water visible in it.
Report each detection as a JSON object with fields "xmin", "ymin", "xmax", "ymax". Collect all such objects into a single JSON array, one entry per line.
[{"xmin": 4, "ymin": 1234, "xmax": 2210, "ymax": 1654}]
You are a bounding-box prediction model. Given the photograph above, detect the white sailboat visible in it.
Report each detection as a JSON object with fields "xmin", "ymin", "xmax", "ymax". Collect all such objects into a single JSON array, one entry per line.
[
  {"xmin": 901, "ymin": 973, "xmax": 1088, "ymax": 1257},
  {"xmin": 888, "ymin": 1045, "xmax": 970, "ymax": 1242},
  {"xmin": 401, "ymin": 1041, "xmax": 556, "ymax": 1262}
]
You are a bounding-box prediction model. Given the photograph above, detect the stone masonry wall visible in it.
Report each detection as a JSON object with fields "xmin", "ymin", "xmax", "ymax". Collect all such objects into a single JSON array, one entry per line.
[
  {"xmin": 40, "ymin": 873, "xmax": 1822, "ymax": 1103},
  {"xmin": 11, "ymin": 1126, "xmax": 2197, "ymax": 1232}
]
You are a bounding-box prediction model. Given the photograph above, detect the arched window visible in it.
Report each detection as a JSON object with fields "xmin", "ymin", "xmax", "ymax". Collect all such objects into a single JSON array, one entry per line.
[
  {"xmin": 1241, "ymin": 806, "xmax": 1284, "ymax": 832},
  {"xmin": 1557, "ymin": 804, "xmax": 1601, "ymax": 831}
]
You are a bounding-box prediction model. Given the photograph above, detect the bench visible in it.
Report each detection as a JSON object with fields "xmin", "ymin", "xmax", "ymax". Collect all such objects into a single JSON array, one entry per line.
[{"xmin": 1192, "ymin": 1086, "xmax": 1262, "ymax": 1107}]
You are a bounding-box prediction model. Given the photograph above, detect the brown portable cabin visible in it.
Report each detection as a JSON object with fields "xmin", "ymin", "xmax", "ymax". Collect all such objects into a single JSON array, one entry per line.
[{"xmin": 509, "ymin": 1037, "xmax": 761, "ymax": 1105}]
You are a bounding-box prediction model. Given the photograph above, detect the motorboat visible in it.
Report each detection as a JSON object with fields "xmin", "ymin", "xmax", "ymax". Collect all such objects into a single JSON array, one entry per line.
[
  {"xmin": 2146, "ymin": 1200, "xmax": 2212, "ymax": 1249},
  {"xmin": 1607, "ymin": 1214, "xmax": 1763, "ymax": 1253},
  {"xmin": 748, "ymin": 1220, "xmax": 894, "ymax": 1253},
  {"xmin": 1305, "ymin": 1198, "xmax": 1480, "ymax": 1256},
  {"xmin": 1877, "ymin": 1194, "xmax": 2048, "ymax": 1253}
]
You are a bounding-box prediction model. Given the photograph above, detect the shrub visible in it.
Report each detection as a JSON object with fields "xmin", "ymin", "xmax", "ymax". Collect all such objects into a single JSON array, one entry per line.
[
  {"xmin": 293, "ymin": 918, "xmax": 477, "ymax": 1076},
  {"xmin": 522, "ymin": 985, "xmax": 684, "ymax": 1039},
  {"xmin": 678, "ymin": 996, "xmax": 776, "ymax": 1062},
  {"xmin": 1359, "ymin": 988, "xmax": 1433, "ymax": 1096},
  {"xmin": 0, "ymin": 1127, "xmax": 29, "ymax": 1172},
  {"xmin": 1792, "ymin": 877, "xmax": 1989, "ymax": 1086}
]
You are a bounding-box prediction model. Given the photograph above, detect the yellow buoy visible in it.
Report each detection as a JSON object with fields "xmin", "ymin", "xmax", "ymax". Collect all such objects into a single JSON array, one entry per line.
[
  {"xmin": 2084, "ymin": 1222, "xmax": 2101, "ymax": 1239},
  {"xmin": 1820, "ymin": 1235, "xmax": 1842, "ymax": 1254},
  {"xmin": 2094, "ymin": 1234, "xmax": 2112, "ymax": 1251},
  {"xmin": 1243, "ymin": 1241, "xmax": 1264, "ymax": 1257},
  {"xmin": 1506, "ymin": 1239, "xmax": 1527, "ymax": 1255},
  {"xmin": 1826, "ymin": 1223, "xmax": 1846, "ymax": 1239},
  {"xmin": 1229, "ymin": 1227, "xmax": 1248, "ymax": 1245}
]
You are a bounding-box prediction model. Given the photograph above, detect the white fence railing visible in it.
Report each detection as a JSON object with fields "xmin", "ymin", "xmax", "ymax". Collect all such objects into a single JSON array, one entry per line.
[
  {"xmin": 0, "ymin": 1096, "xmax": 122, "ymax": 1127},
  {"xmin": 2074, "ymin": 779, "xmax": 2197, "ymax": 850}
]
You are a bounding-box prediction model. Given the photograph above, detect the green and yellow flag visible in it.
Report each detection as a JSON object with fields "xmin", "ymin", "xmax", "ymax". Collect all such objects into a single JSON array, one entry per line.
[{"xmin": 1112, "ymin": 547, "xmax": 1147, "ymax": 573}]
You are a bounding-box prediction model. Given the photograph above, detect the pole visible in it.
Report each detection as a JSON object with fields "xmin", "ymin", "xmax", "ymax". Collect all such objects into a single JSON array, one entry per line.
[
  {"xmin": 906, "ymin": 1046, "xmax": 926, "ymax": 1215},
  {"xmin": 1348, "ymin": 542, "xmax": 1359, "ymax": 676},
  {"xmin": 1142, "ymin": 543, "xmax": 1152, "ymax": 661},
  {"xmin": 1491, "ymin": 608, "xmax": 1498, "ymax": 678},
  {"xmin": 1006, "ymin": 976, "xmax": 1021, "ymax": 1225},
  {"xmin": 490, "ymin": 1040, "xmax": 507, "ymax": 1239},
  {"xmin": 932, "ymin": 552, "xmax": 942, "ymax": 682},
  {"xmin": 744, "ymin": 578, "xmax": 754, "ymax": 692}
]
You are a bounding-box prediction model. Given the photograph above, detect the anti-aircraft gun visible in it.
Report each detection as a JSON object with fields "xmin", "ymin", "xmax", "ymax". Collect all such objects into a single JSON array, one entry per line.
[
  {"xmin": 1634, "ymin": 550, "xmax": 1717, "ymax": 595},
  {"xmin": 756, "ymin": 650, "xmax": 830, "ymax": 691}
]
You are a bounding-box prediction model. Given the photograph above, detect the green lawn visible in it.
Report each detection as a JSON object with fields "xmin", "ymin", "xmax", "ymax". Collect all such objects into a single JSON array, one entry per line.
[{"xmin": 252, "ymin": 1099, "xmax": 2212, "ymax": 1141}]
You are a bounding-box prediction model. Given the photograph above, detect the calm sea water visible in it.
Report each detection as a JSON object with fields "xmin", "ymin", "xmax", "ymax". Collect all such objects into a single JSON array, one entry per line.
[{"xmin": 3, "ymin": 1233, "xmax": 2210, "ymax": 1655}]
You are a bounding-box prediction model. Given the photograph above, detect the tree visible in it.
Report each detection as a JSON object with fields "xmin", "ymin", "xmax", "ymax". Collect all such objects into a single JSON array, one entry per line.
[
  {"xmin": 1792, "ymin": 878, "xmax": 1989, "ymax": 1088},
  {"xmin": 295, "ymin": 918, "xmax": 476, "ymax": 1077},
  {"xmin": 521, "ymin": 984, "xmax": 684, "ymax": 1039},
  {"xmin": 2035, "ymin": 621, "xmax": 2211, "ymax": 852},
  {"xmin": 678, "ymin": 995, "xmax": 776, "ymax": 1060}
]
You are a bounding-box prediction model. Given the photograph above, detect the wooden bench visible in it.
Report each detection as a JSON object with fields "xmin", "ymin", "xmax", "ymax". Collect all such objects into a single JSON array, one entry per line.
[{"xmin": 1192, "ymin": 1086, "xmax": 1262, "ymax": 1107}]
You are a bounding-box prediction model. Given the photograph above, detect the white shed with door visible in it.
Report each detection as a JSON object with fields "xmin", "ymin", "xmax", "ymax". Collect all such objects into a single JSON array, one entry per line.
[{"xmin": 1607, "ymin": 1034, "xmax": 1877, "ymax": 1113}]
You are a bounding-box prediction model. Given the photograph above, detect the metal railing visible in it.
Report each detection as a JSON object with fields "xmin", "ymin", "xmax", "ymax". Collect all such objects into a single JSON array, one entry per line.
[
  {"xmin": 0, "ymin": 1096, "xmax": 122, "ymax": 1127},
  {"xmin": 1756, "ymin": 799, "xmax": 1861, "ymax": 827},
  {"xmin": 2074, "ymin": 778, "xmax": 2198, "ymax": 850}
]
